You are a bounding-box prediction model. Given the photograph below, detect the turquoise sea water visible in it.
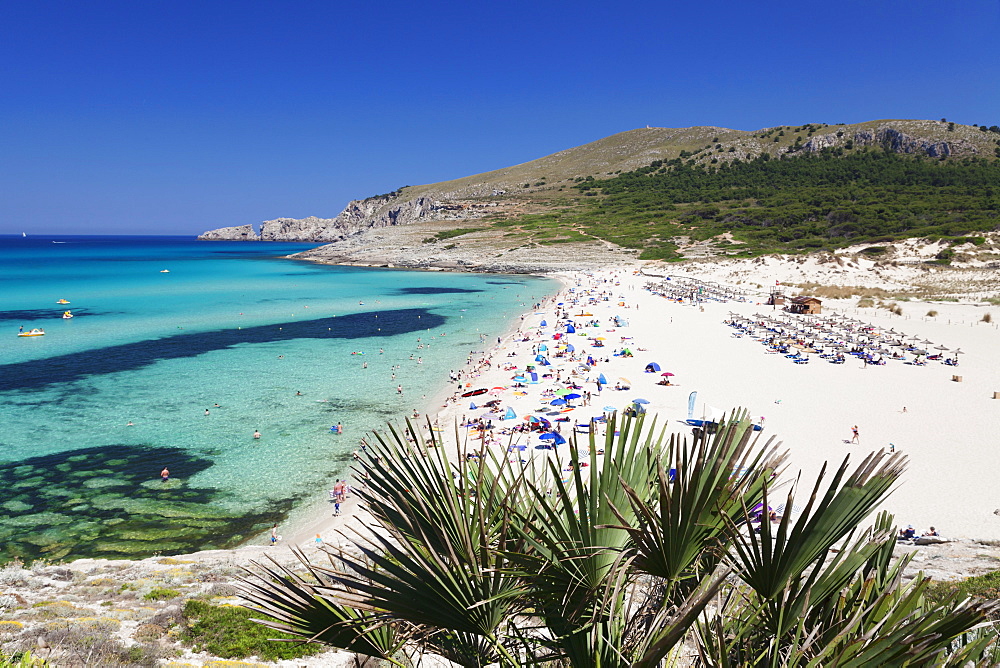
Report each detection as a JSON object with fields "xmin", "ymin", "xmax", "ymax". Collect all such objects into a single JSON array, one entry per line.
[{"xmin": 0, "ymin": 235, "xmax": 554, "ymax": 562}]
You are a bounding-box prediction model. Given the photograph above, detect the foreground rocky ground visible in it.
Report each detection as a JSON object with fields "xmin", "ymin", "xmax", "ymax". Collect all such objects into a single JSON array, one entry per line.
[{"xmin": 2, "ymin": 535, "xmax": 1000, "ymax": 666}]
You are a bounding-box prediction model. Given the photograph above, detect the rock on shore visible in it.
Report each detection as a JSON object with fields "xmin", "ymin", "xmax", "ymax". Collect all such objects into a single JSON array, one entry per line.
[
  {"xmin": 196, "ymin": 224, "xmax": 259, "ymax": 241},
  {"xmin": 201, "ymin": 194, "xmax": 452, "ymax": 243}
]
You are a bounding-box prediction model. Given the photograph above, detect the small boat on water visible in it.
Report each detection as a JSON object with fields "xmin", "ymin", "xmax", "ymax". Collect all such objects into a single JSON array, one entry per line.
[
  {"xmin": 160, "ymin": 269, "xmax": 170, "ymax": 273},
  {"xmin": 56, "ymin": 299, "xmax": 70, "ymax": 304},
  {"xmin": 62, "ymin": 311, "xmax": 73, "ymax": 319},
  {"xmin": 18, "ymin": 328, "xmax": 45, "ymax": 337}
]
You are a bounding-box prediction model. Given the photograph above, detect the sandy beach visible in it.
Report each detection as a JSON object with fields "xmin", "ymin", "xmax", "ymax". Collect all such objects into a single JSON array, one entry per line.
[
  {"xmin": 280, "ymin": 261, "xmax": 1000, "ymax": 553},
  {"xmin": 31, "ymin": 260, "xmax": 1000, "ymax": 668}
]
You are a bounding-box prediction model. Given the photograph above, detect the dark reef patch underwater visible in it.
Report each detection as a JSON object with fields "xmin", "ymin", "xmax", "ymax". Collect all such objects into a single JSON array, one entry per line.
[
  {"xmin": 0, "ymin": 307, "xmax": 446, "ymax": 392},
  {"xmin": 0, "ymin": 445, "xmax": 289, "ymax": 564}
]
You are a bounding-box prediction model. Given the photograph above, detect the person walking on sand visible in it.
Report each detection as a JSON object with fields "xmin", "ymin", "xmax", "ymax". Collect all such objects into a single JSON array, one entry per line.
[
  {"xmin": 333, "ymin": 479, "xmax": 347, "ymax": 503},
  {"xmin": 851, "ymin": 425, "xmax": 860, "ymax": 444},
  {"xmin": 270, "ymin": 523, "xmax": 279, "ymax": 545}
]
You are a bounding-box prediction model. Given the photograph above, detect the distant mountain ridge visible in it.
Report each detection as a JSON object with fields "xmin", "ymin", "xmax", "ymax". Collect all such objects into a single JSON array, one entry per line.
[{"xmin": 198, "ymin": 119, "xmax": 1000, "ymax": 242}]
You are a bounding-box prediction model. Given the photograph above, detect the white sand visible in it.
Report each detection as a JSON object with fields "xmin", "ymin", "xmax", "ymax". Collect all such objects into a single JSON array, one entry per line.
[{"xmin": 288, "ymin": 263, "xmax": 1000, "ymax": 550}]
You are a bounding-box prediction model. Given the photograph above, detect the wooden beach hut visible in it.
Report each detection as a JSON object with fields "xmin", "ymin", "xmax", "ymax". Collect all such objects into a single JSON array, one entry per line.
[{"xmin": 788, "ymin": 296, "xmax": 822, "ymax": 315}]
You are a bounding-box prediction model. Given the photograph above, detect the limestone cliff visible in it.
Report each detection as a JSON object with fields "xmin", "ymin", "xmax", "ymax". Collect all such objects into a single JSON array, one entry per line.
[
  {"xmin": 257, "ymin": 196, "xmax": 447, "ymax": 242},
  {"xmin": 802, "ymin": 123, "xmax": 981, "ymax": 157},
  {"xmin": 196, "ymin": 224, "xmax": 259, "ymax": 241}
]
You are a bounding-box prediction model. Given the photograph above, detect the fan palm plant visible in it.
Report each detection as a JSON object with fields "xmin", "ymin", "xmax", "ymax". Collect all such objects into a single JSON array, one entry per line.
[{"xmin": 237, "ymin": 411, "xmax": 1000, "ymax": 666}]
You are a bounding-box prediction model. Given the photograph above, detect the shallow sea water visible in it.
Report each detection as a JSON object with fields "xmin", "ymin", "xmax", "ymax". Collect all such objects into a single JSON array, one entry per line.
[{"xmin": 0, "ymin": 235, "xmax": 555, "ymax": 562}]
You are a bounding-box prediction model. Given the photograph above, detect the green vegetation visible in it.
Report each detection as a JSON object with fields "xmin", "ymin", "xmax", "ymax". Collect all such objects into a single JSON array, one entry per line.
[
  {"xmin": 926, "ymin": 569, "xmax": 1000, "ymax": 614},
  {"xmin": 142, "ymin": 587, "xmax": 180, "ymax": 601},
  {"xmin": 239, "ymin": 413, "xmax": 1000, "ymax": 666},
  {"xmin": 181, "ymin": 600, "xmax": 322, "ymax": 661},
  {"xmin": 0, "ymin": 652, "xmax": 47, "ymax": 668},
  {"xmin": 566, "ymin": 150, "xmax": 1000, "ymax": 259},
  {"xmin": 422, "ymin": 227, "xmax": 479, "ymax": 243}
]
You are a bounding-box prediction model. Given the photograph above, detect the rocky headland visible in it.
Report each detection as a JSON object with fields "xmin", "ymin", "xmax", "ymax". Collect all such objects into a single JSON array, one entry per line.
[
  {"xmin": 197, "ymin": 119, "xmax": 1000, "ymax": 259},
  {"xmin": 196, "ymin": 224, "xmax": 259, "ymax": 241}
]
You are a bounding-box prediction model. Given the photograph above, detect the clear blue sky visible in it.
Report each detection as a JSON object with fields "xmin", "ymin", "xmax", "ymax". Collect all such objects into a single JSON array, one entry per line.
[{"xmin": 3, "ymin": 1, "xmax": 998, "ymax": 235}]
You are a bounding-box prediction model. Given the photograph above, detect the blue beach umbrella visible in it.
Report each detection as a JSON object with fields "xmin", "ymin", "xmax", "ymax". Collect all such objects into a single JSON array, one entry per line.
[
  {"xmin": 539, "ymin": 432, "xmax": 558, "ymax": 440},
  {"xmin": 632, "ymin": 398, "xmax": 650, "ymax": 405},
  {"xmin": 597, "ymin": 373, "xmax": 608, "ymax": 385},
  {"xmin": 564, "ymin": 393, "xmax": 582, "ymax": 400},
  {"xmin": 603, "ymin": 405, "xmax": 617, "ymax": 412},
  {"xmin": 550, "ymin": 398, "xmax": 568, "ymax": 406},
  {"xmin": 469, "ymin": 402, "xmax": 477, "ymax": 409}
]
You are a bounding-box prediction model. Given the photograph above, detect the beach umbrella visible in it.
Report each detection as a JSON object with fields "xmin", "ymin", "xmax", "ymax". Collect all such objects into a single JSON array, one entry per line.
[
  {"xmin": 935, "ymin": 345, "xmax": 949, "ymax": 351},
  {"xmin": 469, "ymin": 402, "xmax": 477, "ymax": 409},
  {"xmin": 660, "ymin": 372, "xmax": 675, "ymax": 377},
  {"xmin": 632, "ymin": 398, "xmax": 650, "ymax": 405},
  {"xmin": 619, "ymin": 377, "xmax": 632, "ymax": 386},
  {"xmin": 539, "ymin": 432, "xmax": 558, "ymax": 440},
  {"xmin": 597, "ymin": 373, "xmax": 608, "ymax": 385},
  {"xmin": 550, "ymin": 398, "xmax": 568, "ymax": 406},
  {"xmin": 564, "ymin": 393, "xmax": 582, "ymax": 400},
  {"xmin": 554, "ymin": 388, "xmax": 570, "ymax": 396},
  {"xmin": 603, "ymin": 405, "xmax": 617, "ymax": 412}
]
